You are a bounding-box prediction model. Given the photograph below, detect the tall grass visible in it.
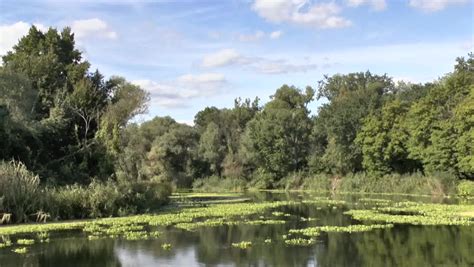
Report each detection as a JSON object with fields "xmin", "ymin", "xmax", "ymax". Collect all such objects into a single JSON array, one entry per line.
[
  {"xmin": 0, "ymin": 160, "xmax": 171, "ymax": 223},
  {"xmin": 0, "ymin": 161, "xmax": 41, "ymax": 222}
]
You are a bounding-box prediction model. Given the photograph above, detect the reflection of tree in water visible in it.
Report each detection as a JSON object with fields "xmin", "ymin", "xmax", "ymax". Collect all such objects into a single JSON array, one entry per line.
[
  {"xmin": 4, "ymin": 202, "xmax": 471, "ymax": 267},
  {"xmin": 0, "ymin": 237, "xmax": 121, "ymax": 267},
  {"xmin": 353, "ymin": 225, "xmax": 474, "ymax": 266}
]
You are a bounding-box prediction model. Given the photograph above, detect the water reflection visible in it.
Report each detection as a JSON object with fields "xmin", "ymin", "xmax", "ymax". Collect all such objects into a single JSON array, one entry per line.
[{"xmin": 1, "ymin": 194, "xmax": 473, "ymax": 267}]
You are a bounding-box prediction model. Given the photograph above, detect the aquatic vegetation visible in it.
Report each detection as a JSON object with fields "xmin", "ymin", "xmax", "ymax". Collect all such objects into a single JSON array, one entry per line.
[
  {"xmin": 0, "ymin": 240, "xmax": 12, "ymax": 248},
  {"xmin": 264, "ymin": 239, "xmax": 272, "ymax": 244},
  {"xmin": 271, "ymin": 211, "xmax": 284, "ymax": 216},
  {"xmin": 149, "ymin": 231, "xmax": 161, "ymax": 238},
  {"xmin": 231, "ymin": 241, "xmax": 252, "ymax": 249},
  {"xmin": 289, "ymin": 224, "xmax": 393, "ymax": 236},
  {"xmin": 175, "ymin": 217, "xmax": 286, "ymax": 231},
  {"xmin": 37, "ymin": 232, "xmax": 50, "ymax": 242},
  {"xmin": 302, "ymin": 198, "xmax": 346, "ymax": 206},
  {"xmin": 345, "ymin": 201, "xmax": 474, "ymax": 226},
  {"xmin": 161, "ymin": 243, "xmax": 172, "ymax": 250},
  {"xmin": 300, "ymin": 217, "xmax": 316, "ymax": 222},
  {"xmin": 12, "ymin": 247, "xmax": 28, "ymax": 254},
  {"xmin": 289, "ymin": 228, "xmax": 320, "ymax": 237},
  {"xmin": 16, "ymin": 239, "xmax": 35, "ymax": 245},
  {"xmin": 123, "ymin": 231, "xmax": 149, "ymax": 240},
  {"xmin": 87, "ymin": 235, "xmax": 101, "ymax": 240},
  {"xmin": 171, "ymin": 192, "xmax": 243, "ymax": 198},
  {"xmin": 358, "ymin": 198, "xmax": 392, "ymax": 205},
  {"xmin": 284, "ymin": 238, "xmax": 315, "ymax": 246}
]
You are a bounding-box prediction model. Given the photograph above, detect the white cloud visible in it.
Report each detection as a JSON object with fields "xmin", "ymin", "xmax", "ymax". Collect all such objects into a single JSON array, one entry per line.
[
  {"xmin": 133, "ymin": 73, "xmax": 227, "ymax": 108},
  {"xmin": 251, "ymin": 0, "xmax": 351, "ymax": 29},
  {"xmin": 408, "ymin": 0, "xmax": 469, "ymax": 12},
  {"xmin": 0, "ymin": 21, "xmax": 47, "ymax": 56},
  {"xmin": 270, "ymin": 30, "xmax": 283, "ymax": 39},
  {"xmin": 238, "ymin": 30, "xmax": 284, "ymax": 42},
  {"xmin": 347, "ymin": 0, "xmax": 386, "ymax": 11},
  {"xmin": 255, "ymin": 60, "xmax": 318, "ymax": 74},
  {"xmin": 71, "ymin": 18, "xmax": 117, "ymax": 40},
  {"xmin": 201, "ymin": 49, "xmax": 244, "ymax": 67},
  {"xmin": 238, "ymin": 30, "xmax": 265, "ymax": 42},
  {"xmin": 201, "ymin": 48, "xmax": 321, "ymax": 74}
]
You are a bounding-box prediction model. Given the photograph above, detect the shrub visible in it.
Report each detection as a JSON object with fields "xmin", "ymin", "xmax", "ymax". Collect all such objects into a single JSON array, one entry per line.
[
  {"xmin": 457, "ymin": 180, "xmax": 474, "ymax": 197},
  {"xmin": 247, "ymin": 168, "xmax": 275, "ymax": 190},
  {"xmin": 118, "ymin": 180, "xmax": 172, "ymax": 214},
  {"xmin": 47, "ymin": 184, "xmax": 89, "ymax": 219},
  {"xmin": 48, "ymin": 179, "xmax": 172, "ymax": 220},
  {"xmin": 192, "ymin": 175, "xmax": 246, "ymax": 192},
  {"xmin": 0, "ymin": 161, "xmax": 42, "ymax": 222},
  {"xmin": 301, "ymin": 174, "xmax": 331, "ymax": 192}
]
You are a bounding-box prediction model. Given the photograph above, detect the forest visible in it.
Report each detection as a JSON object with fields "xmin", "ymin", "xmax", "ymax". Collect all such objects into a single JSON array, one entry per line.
[{"xmin": 1, "ymin": 26, "xmax": 473, "ymax": 223}]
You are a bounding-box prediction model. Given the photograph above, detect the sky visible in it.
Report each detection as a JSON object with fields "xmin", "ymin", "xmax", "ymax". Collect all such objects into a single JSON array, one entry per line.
[{"xmin": 0, "ymin": 0, "xmax": 473, "ymax": 125}]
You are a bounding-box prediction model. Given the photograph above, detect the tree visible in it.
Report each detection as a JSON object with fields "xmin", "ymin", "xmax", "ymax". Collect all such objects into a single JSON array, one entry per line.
[
  {"xmin": 311, "ymin": 72, "xmax": 393, "ymax": 174},
  {"xmin": 199, "ymin": 122, "xmax": 225, "ymax": 176},
  {"xmin": 146, "ymin": 124, "xmax": 199, "ymax": 187},
  {"xmin": 356, "ymin": 99, "xmax": 419, "ymax": 174},
  {"xmin": 404, "ymin": 54, "xmax": 473, "ymax": 176},
  {"xmin": 244, "ymin": 85, "xmax": 314, "ymax": 179}
]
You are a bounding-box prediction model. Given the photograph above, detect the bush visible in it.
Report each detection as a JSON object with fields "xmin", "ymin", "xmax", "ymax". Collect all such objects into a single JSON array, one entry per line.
[
  {"xmin": 118, "ymin": 180, "xmax": 171, "ymax": 214},
  {"xmin": 457, "ymin": 180, "xmax": 474, "ymax": 197},
  {"xmin": 247, "ymin": 168, "xmax": 275, "ymax": 190},
  {"xmin": 192, "ymin": 175, "xmax": 246, "ymax": 192},
  {"xmin": 276, "ymin": 171, "xmax": 307, "ymax": 190},
  {"xmin": 49, "ymin": 179, "xmax": 171, "ymax": 220},
  {"xmin": 337, "ymin": 172, "xmax": 457, "ymax": 196},
  {"xmin": 47, "ymin": 184, "xmax": 89, "ymax": 219},
  {"xmin": 300, "ymin": 174, "xmax": 331, "ymax": 192},
  {"xmin": 0, "ymin": 161, "xmax": 42, "ymax": 222}
]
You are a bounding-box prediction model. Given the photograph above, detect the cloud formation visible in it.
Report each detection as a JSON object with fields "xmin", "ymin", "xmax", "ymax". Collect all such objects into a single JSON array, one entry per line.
[
  {"xmin": 346, "ymin": 0, "xmax": 387, "ymax": 11},
  {"xmin": 71, "ymin": 18, "xmax": 117, "ymax": 40},
  {"xmin": 238, "ymin": 30, "xmax": 283, "ymax": 42},
  {"xmin": 251, "ymin": 0, "xmax": 352, "ymax": 29},
  {"xmin": 270, "ymin": 30, "xmax": 283, "ymax": 39},
  {"xmin": 133, "ymin": 73, "xmax": 227, "ymax": 108},
  {"xmin": 408, "ymin": 0, "xmax": 469, "ymax": 12},
  {"xmin": 201, "ymin": 49, "xmax": 244, "ymax": 68},
  {"xmin": 201, "ymin": 48, "xmax": 322, "ymax": 74}
]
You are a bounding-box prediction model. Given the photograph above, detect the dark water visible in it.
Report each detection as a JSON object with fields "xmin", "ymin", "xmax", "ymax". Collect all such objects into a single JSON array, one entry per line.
[{"xmin": 1, "ymin": 193, "xmax": 473, "ymax": 267}]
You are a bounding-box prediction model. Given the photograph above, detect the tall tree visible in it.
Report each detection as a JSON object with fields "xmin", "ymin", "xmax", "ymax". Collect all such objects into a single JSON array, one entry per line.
[{"xmin": 244, "ymin": 85, "xmax": 314, "ymax": 178}]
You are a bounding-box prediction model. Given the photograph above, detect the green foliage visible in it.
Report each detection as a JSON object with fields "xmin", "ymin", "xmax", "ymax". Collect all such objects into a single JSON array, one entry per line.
[
  {"xmin": 48, "ymin": 180, "xmax": 171, "ymax": 220},
  {"xmin": 457, "ymin": 180, "xmax": 474, "ymax": 197},
  {"xmin": 244, "ymin": 85, "xmax": 314, "ymax": 178},
  {"xmin": 312, "ymin": 72, "xmax": 393, "ymax": 174},
  {"xmin": 192, "ymin": 175, "xmax": 246, "ymax": 192},
  {"xmin": 0, "ymin": 161, "xmax": 42, "ymax": 222}
]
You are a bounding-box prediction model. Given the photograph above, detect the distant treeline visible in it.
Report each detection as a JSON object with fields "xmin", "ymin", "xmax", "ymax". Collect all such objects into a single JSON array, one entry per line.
[{"xmin": 0, "ymin": 26, "xmax": 473, "ymax": 222}]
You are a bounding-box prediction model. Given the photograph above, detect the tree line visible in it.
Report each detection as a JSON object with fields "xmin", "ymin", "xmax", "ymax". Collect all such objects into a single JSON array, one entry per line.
[{"xmin": 0, "ymin": 26, "xmax": 473, "ymax": 222}]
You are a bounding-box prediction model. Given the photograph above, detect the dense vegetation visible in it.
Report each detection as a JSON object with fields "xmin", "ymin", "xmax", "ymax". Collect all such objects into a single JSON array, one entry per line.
[{"xmin": 1, "ymin": 26, "xmax": 473, "ymax": 223}]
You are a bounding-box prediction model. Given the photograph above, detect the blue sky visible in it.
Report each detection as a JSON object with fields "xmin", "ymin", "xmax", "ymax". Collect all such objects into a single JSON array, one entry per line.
[{"xmin": 1, "ymin": 0, "xmax": 472, "ymax": 124}]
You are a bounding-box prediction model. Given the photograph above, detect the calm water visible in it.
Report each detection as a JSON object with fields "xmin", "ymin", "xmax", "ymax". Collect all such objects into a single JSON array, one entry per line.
[{"xmin": 1, "ymin": 193, "xmax": 473, "ymax": 267}]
